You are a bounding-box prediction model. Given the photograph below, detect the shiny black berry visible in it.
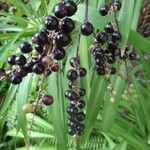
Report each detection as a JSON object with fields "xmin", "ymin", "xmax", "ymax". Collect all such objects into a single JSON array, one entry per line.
[
  {"xmin": 32, "ymin": 63, "xmax": 45, "ymax": 74},
  {"xmin": 79, "ymin": 67, "xmax": 87, "ymax": 77},
  {"xmin": 64, "ymin": 0, "xmax": 77, "ymax": 16},
  {"xmin": 77, "ymin": 112, "xmax": 85, "ymax": 121},
  {"xmin": 32, "ymin": 30, "xmax": 48, "ymax": 45},
  {"xmin": 76, "ymin": 124, "xmax": 85, "ymax": 132},
  {"xmin": 129, "ymin": 52, "xmax": 137, "ymax": 61},
  {"xmin": 56, "ymin": 32, "xmax": 71, "ymax": 47},
  {"xmin": 107, "ymin": 56, "xmax": 116, "ymax": 64},
  {"xmin": 54, "ymin": 47, "xmax": 66, "ymax": 60},
  {"xmin": 94, "ymin": 49, "xmax": 105, "ymax": 59},
  {"xmin": 68, "ymin": 127, "xmax": 76, "ymax": 135},
  {"xmin": 7, "ymin": 55, "xmax": 16, "ymax": 65},
  {"xmin": 54, "ymin": 3, "xmax": 67, "ymax": 18},
  {"xmin": 11, "ymin": 75, "xmax": 22, "ymax": 85},
  {"xmin": 104, "ymin": 22, "xmax": 114, "ymax": 33},
  {"xmin": 16, "ymin": 67, "xmax": 28, "ymax": 77},
  {"xmin": 67, "ymin": 69, "xmax": 78, "ymax": 81},
  {"xmin": 24, "ymin": 63, "xmax": 33, "ymax": 73},
  {"xmin": 81, "ymin": 21, "xmax": 93, "ymax": 36},
  {"xmin": 20, "ymin": 42, "xmax": 32, "ymax": 53},
  {"xmin": 79, "ymin": 88, "xmax": 86, "ymax": 97},
  {"xmin": 78, "ymin": 100, "xmax": 86, "ymax": 109},
  {"xmin": 35, "ymin": 44, "xmax": 44, "ymax": 53},
  {"xmin": 62, "ymin": 18, "xmax": 75, "ymax": 33},
  {"xmin": 96, "ymin": 32, "xmax": 108, "ymax": 45},
  {"xmin": 15, "ymin": 55, "xmax": 26, "ymax": 66},
  {"xmin": 112, "ymin": 31, "xmax": 122, "ymax": 41},
  {"xmin": 67, "ymin": 119, "xmax": 77, "ymax": 128},
  {"xmin": 99, "ymin": 4, "xmax": 109, "ymax": 16},
  {"xmin": 69, "ymin": 57, "xmax": 79, "ymax": 67},
  {"xmin": 45, "ymin": 15, "xmax": 59, "ymax": 30},
  {"xmin": 67, "ymin": 105, "xmax": 78, "ymax": 115},
  {"xmin": 42, "ymin": 94, "xmax": 54, "ymax": 105},
  {"xmin": 65, "ymin": 90, "xmax": 79, "ymax": 101},
  {"xmin": 107, "ymin": 40, "xmax": 118, "ymax": 50}
]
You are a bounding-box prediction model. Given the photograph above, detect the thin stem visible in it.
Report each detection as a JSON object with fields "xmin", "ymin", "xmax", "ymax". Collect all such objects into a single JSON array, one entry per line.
[
  {"xmin": 28, "ymin": 75, "xmax": 45, "ymax": 140},
  {"xmin": 84, "ymin": 0, "xmax": 88, "ymax": 22}
]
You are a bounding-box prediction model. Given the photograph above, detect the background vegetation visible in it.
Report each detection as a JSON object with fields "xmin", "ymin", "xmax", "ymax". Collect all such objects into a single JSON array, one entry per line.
[{"xmin": 0, "ymin": 0, "xmax": 150, "ymax": 150}]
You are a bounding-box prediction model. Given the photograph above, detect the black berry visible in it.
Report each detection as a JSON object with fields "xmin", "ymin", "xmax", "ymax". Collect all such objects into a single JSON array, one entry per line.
[
  {"xmin": 11, "ymin": 75, "xmax": 22, "ymax": 85},
  {"xmin": 112, "ymin": 31, "xmax": 122, "ymax": 41},
  {"xmin": 67, "ymin": 69, "xmax": 78, "ymax": 81},
  {"xmin": 99, "ymin": 4, "xmax": 109, "ymax": 16},
  {"xmin": 56, "ymin": 32, "xmax": 71, "ymax": 47},
  {"xmin": 96, "ymin": 32, "xmax": 108, "ymax": 45},
  {"xmin": 64, "ymin": 0, "xmax": 77, "ymax": 16},
  {"xmin": 54, "ymin": 47, "xmax": 66, "ymax": 60},
  {"xmin": 81, "ymin": 21, "xmax": 94, "ymax": 36},
  {"xmin": 65, "ymin": 90, "xmax": 79, "ymax": 101},
  {"xmin": 79, "ymin": 67, "xmax": 87, "ymax": 77},
  {"xmin": 62, "ymin": 18, "xmax": 75, "ymax": 33},
  {"xmin": 45, "ymin": 15, "xmax": 59, "ymax": 30},
  {"xmin": 54, "ymin": 3, "xmax": 67, "ymax": 18},
  {"xmin": 104, "ymin": 22, "xmax": 114, "ymax": 33},
  {"xmin": 32, "ymin": 63, "xmax": 45, "ymax": 74},
  {"xmin": 20, "ymin": 42, "xmax": 32, "ymax": 53},
  {"xmin": 7, "ymin": 55, "xmax": 16, "ymax": 65},
  {"xmin": 15, "ymin": 55, "xmax": 26, "ymax": 66},
  {"xmin": 129, "ymin": 52, "xmax": 137, "ymax": 61}
]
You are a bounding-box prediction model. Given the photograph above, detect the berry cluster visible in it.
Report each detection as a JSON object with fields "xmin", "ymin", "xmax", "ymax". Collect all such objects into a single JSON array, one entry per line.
[
  {"xmin": 65, "ymin": 57, "xmax": 86, "ymax": 136},
  {"xmin": 86, "ymin": 0, "xmax": 137, "ymax": 76},
  {"xmin": 0, "ymin": 0, "xmax": 77, "ymax": 85}
]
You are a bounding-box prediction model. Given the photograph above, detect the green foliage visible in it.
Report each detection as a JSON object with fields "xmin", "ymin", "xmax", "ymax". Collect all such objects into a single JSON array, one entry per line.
[{"xmin": 0, "ymin": 0, "xmax": 150, "ymax": 150}]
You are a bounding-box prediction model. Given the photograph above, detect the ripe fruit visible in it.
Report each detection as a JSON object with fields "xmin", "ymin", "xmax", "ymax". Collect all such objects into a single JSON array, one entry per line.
[
  {"xmin": 45, "ymin": 15, "xmax": 59, "ymax": 30},
  {"xmin": 81, "ymin": 21, "xmax": 94, "ymax": 36},
  {"xmin": 35, "ymin": 44, "xmax": 44, "ymax": 53},
  {"xmin": 15, "ymin": 55, "xmax": 26, "ymax": 66},
  {"xmin": 79, "ymin": 88, "xmax": 86, "ymax": 96},
  {"xmin": 64, "ymin": 0, "xmax": 77, "ymax": 16},
  {"xmin": 11, "ymin": 75, "xmax": 22, "ymax": 85},
  {"xmin": 20, "ymin": 42, "xmax": 32, "ymax": 53},
  {"xmin": 68, "ymin": 82, "xmax": 76, "ymax": 89},
  {"xmin": 44, "ymin": 68, "xmax": 52, "ymax": 76},
  {"xmin": 107, "ymin": 40, "xmax": 118, "ymax": 50},
  {"xmin": 112, "ymin": 31, "xmax": 122, "ymax": 41},
  {"xmin": 94, "ymin": 49, "xmax": 105, "ymax": 58},
  {"xmin": 67, "ymin": 105, "xmax": 78, "ymax": 114},
  {"xmin": 56, "ymin": 32, "xmax": 71, "ymax": 47},
  {"xmin": 77, "ymin": 112, "xmax": 86, "ymax": 121},
  {"xmin": 67, "ymin": 69, "xmax": 78, "ymax": 81},
  {"xmin": 68, "ymin": 127, "xmax": 76, "ymax": 135},
  {"xmin": 42, "ymin": 94, "xmax": 54, "ymax": 105},
  {"xmin": 129, "ymin": 52, "xmax": 137, "ymax": 61},
  {"xmin": 65, "ymin": 90, "xmax": 79, "ymax": 101},
  {"xmin": 79, "ymin": 67, "xmax": 87, "ymax": 77},
  {"xmin": 32, "ymin": 30, "xmax": 48, "ymax": 45},
  {"xmin": 7, "ymin": 55, "xmax": 16, "ymax": 65},
  {"xmin": 78, "ymin": 100, "xmax": 86, "ymax": 109},
  {"xmin": 54, "ymin": 3, "xmax": 67, "ymax": 18},
  {"xmin": 96, "ymin": 32, "xmax": 108, "ymax": 45},
  {"xmin": 62, "ymin": 18, "xmax": 75, "ymax": 33},
  {"xmin": 69, "ymin": 57, "xmax": 79, "ymax": 67},
  {"xmin": 54, "ymin": 47, "xmax": 66, "ymax": 60},
  {"xmin": 32, "ymin": 63, "xmax": 45, "ymax": 74},
  {"xmin": 104, "ymin": 22, "xmax": 114, "ymax": 33},
  {"xmin": 99, "ymin": 4, "xmax": 109, "ymax": 16},
  {"xmin": 16, "ymin": 67, "xmax": 28, "ymax": 77},
  {"xmin": 107, "ymin": 56, "xmax": 116, "ymax": 64}
]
